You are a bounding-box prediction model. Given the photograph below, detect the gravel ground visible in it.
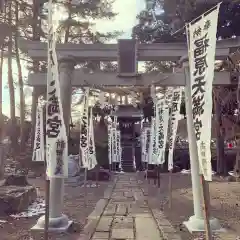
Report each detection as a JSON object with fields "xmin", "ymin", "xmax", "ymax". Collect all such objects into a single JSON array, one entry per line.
[
  {"xmin": 0, "ymin": 176, "xmax": 109, "ymax": 240},
  {"xmin": 141, "ymin": 173, "xmax": 240, "ymax": 240}
]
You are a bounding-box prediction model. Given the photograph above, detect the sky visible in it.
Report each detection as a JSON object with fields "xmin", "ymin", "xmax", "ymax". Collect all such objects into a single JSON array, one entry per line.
[{"xmin": 2, "ymin": 0, "xmax": 146, "ymax": 117}]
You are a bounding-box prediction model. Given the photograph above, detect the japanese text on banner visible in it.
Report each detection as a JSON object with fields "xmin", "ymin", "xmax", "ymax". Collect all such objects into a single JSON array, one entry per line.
[
  {"xmin": 46, "ymin": 0, "xmax": 68, "ymax": 178},
  {"xmin": 32, "ymin": 106, "xmax": 44, "ymax": 162},
  {"xmin": 80, "ymin": 88, "xmax": 90, "ymax": 168},
  {"xmin": 168, "ymin": 88, "xmax": 182, "ymax": 170},
  {"xmin": 187, "ymin": 4, "xmax": 220, "ymax": 181}
]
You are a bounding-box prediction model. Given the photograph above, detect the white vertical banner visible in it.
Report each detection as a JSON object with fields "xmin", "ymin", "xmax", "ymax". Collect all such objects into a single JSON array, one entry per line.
[
  {"xmin": 144, "ymin": 127, "xmax": 151, "ymax": 162},
  {"xmin": 187, "ymin": 4, "xmax": 220, "ymax": 181},
  {"xmin": 80, "ymin": 87, "xmax": 90, "ymax": 168},
  {"xmin": 112, "ymin": 116, "xmax": 118, "ymax": 162},
  {"xmin": 113, "ymin": 115, "xmax": 117, "ymax": 127},
  {"xmin": 156, "ymin": 98, "xmax": 170, "ymax": 164},
  {"xmin": 99, "ymin": 91, "xmax": 106, "ymax": 109},
  {"xmin": 111, "ymin": 127, "xmax": 117, "ymax": 162},
  {"xmin": 32, "ymin": 105, "xmax": 44, "ymax": 162},
  {"xmin": 152, "ymin": 118, "xmax": 158, "ymax": 164},
  {"xmin": 108, "ymin": 121, "xmax": 112, "ymax": 165},
  {"xmin": 116, "ymin": 130, "xmax": 121, "ymax": 163},
  {"xmin": 148, "ymin": 117, "xmax": 156, "ymax": 164},
  {"xmin": 88, "ymin": 108, "xmax": 97, "ymax": 170},
  {"xmin": 130, "ymin": 91, "xmax": 138, "ymax": 107},
  {"xmin": 117, "ymin": 130, "xmax": 122, "ymax": 169},
  {"xmin": 46, "ymin": 0, "xmax": 68, "ymax": 178},
  {"xmin": 141, "ymin": 128, "xmax": 146, "ymax": 163},
  {"xmin": 150, "ymin": 85, "xmax": 157, "ymax": 103},
  {"xmin": 168, "ymin": 88, "xmax": 183, "ymax": 170}
]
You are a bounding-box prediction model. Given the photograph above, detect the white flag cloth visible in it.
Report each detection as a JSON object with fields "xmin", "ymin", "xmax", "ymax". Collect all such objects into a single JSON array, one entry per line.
[
  {"xmin": 80, "ymin": 87, "xmax": 90, "ymax": 168},
  {"xmin": 111, "ymin": 127, "xmax": 118, "ymax": 162},
  {"xmin": 46, "ymin": 0, "xmax": 68, "ymax": 178},
  {"xmin": 156, "ymin": 97, "xmax": 170, "ymax": 164},
  {"xmin": 130, "ymin": 91, "xmax": 138, "ymax": 107},
  {"xmin": 108, "ymin": 121, "xmax": 112, "ymax": 165},
  {"xmin": 187, "ymin": 3, "xmax": 220, "ymax": 181},
  {"xmin": 168, "ymin": 88, "xmax": 183, "ymax": 170},
  {"xmin": 150, "ymin": 85, "xmax": 157, "ymax": 103},
  {"xmin": 148, "ymin": 117, "xmax": 157, "ymax": 164},
  {"xmin": 143, "ymin": 127, "xmax": 151, "ymax": 162},
  {"xmin": 116, "ymin": 130, "xmax": 121, "ymax": 163},
  {"xmin": 99, "ymin": 91, "xmax": 106, "ymax": 109},
  {"xmin": 111, "ymin": 116, "xmax": 118, "ymax": 162},
  {"xmin": 88, "ymin": 108, "xmax": 97, "ymax": 170},
  {"xmin": 141, "ymin": 128, "xmax": 146, "ymax": 163},
  {"xmin": 32, "ymin": 105, "xmax": 44, "ymax": 162}
]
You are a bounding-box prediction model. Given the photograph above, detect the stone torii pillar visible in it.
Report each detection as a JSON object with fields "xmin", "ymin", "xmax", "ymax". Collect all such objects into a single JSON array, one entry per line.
[{"xmin": 32, "ymin": 57, "xmax": 75, "ymax": 231}]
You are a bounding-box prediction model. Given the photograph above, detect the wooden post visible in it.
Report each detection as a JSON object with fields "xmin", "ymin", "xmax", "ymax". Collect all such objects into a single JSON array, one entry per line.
[
  {"xmin": 146, "ymin": 162, "xmax": 150, "ymax": 183},
  {"xmin": 200, "ymin": 175, "xmax": 212, "ymax": 240},
  {"xmin": 154, "ymin": 165, "xmax": 157, "ymax": 185},
  {"xmin": 157, "ymin": 165, "xmax": 160, "ymax": 188},
  {"xmin": 84, "ymin": 168, "xmax": 87, "ymax": 207},
  {"xmin": 44, "ymin": 177, "xmax": 50, "ymax": 240},
  {"xmin": 168, "ymin": 170, "xmax": 172, "ymax": 209},
  {"xmin": 95, "ymin": 165, "xmax": 99, "ymax": 187}
]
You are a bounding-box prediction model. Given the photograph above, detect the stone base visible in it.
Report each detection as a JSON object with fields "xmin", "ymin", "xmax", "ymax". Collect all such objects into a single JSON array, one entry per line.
[
  {"xmin": 3, "ymin": 174, "xmax": 29, "ymax": 186},
  {"xmin": 183, "ymin": 215, "xmax": 225, "ymax": 233},
  {"xmin": 31, "ymin": 214, "xmax": 73, "ymax": 233},
  {"xmin": 0, "ymin": 185, "xmax": 37, "ymax": 215}
]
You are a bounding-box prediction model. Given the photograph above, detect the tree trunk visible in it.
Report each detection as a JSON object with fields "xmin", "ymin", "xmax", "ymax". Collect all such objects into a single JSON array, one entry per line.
[
  {"xmin": 14, "ymin": 0, "xmax": 25, "ymax": 152},
  {"xmin": 7, "ymin": 0, "xmax": 17, "ymax": 157},
  {"xmin": 64, "ymin": 0, "xmax": 72, "ymax": 43},
  {"xmin": 0, "ymin": 44, "xmax": 5, "ymax": 180},
  {"xmin": 0, "ymin": 45, "xmax": 4, "ymax": 141},
  {"xmin": 0, "ymin": 2, "xmax": 8, "ymax": 179},
  {"xmin": 235, "ymin": 82, "xmax": 240, "ymax": 177},
  {"xmin": 30, "ymin": 0, "xmax": 41, "ymax": 148}
]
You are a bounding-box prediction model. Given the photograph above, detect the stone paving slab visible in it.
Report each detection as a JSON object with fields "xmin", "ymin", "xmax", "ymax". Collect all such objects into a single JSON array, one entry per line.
[
  {"xmin": 135, "ymin": 216, "xmax": 161, "ymax": 240},
  {"xmin": 79, "ymin": 173, "xmax": 182, "ymax": 240}
]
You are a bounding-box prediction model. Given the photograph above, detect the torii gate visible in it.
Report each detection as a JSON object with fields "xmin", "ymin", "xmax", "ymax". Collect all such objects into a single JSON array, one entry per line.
[{"xmin": 19, "ymin": 38, "xmax": 240, "ymax": 233}]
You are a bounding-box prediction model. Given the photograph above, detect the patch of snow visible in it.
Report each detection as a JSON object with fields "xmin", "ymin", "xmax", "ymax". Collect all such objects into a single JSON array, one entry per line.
[
  {"xmin": 81, "ymin": 183, "xmax": 98, "ymax": 188},
  {"xmin": 181, "ymin": 169, "xmax": 191, "ymax": 174},
  {"xmin": 0, "ymin": 219, "xmax": 7, "ymax": 225},
  {"xmin": 181, "ymin": 169, "xmax": 216, "ymax": 175},
  {"xmin": 228, "ymin": 171, "xmax": 239, "ymax": 177}
]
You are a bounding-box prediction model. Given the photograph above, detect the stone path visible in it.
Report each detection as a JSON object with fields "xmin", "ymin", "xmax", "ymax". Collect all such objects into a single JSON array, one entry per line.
[{"xmin": 79, "ymin": 173, "xmax": 182, "ymax": 240}]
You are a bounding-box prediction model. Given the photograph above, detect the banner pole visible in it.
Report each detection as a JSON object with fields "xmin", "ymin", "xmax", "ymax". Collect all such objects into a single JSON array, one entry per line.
[
  {"xmin": 154, "ymin": 164, "xmax": 157, "ymax": 185},
  {"xmin": 146, "ymin": 162, "xmax": 149, "ymax": 182},
  {"xmin": 84, "ymin": 167, "xmax": 87, "ymax": 207},
  {"xmin": 168, "ymin": 169, "xmax": 173, "ymax": 209},
  {"xmin": 44, "ymin": 177, "xmax": 50, "ymax": 240},
  {"xmin": 200, "ymin": 174, "xmax": 212, "ymax": 240},
  {"xmin": 95, "ymin": 164, "xmax": 99, "ymax": 187},
  {"xmin": 157, "ymin": 164, "xmax": 160, "ymax": 188}
]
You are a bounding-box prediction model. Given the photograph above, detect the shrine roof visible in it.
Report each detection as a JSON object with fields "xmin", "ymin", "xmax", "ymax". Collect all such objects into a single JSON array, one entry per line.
[{"xmin": 111, "ymin": 105, "xmax": 143, "ymax": 118}]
